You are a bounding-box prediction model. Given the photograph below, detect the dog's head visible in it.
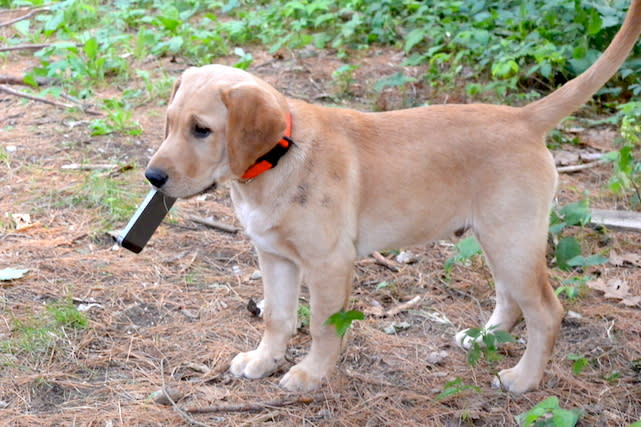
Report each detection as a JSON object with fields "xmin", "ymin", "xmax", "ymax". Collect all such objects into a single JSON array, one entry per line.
[{"xmin": 145, "ymin": 65, "xmax": 289, "ymax": 198}]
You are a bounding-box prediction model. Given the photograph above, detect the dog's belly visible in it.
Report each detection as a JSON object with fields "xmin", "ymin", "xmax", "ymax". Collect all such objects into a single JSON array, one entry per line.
[{"xmin": 355, "ymin": 214, "xmax": 462, "ymax": 257}]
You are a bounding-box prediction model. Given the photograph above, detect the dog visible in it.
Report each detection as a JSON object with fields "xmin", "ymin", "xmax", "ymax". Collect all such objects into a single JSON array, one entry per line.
[{"xmin": 145, "ymin": 1, "xmax": 641, "ymax": 394}]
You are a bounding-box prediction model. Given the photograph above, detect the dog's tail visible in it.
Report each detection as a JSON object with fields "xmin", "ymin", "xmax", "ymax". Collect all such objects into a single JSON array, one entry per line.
[{"xmin": 522, "ymin": 0, "xmax": 641, "ymax": 133}]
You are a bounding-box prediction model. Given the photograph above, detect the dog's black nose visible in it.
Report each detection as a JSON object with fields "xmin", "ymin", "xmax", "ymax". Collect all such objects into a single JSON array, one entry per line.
[{"xmin": 145, "ymin": 167, "xmax": 168, "ymax": 188}]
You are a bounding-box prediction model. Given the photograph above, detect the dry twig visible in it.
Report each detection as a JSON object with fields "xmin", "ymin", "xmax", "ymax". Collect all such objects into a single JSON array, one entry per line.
[
  {"xmin": 385, "ymin": 295, "xmax": 422, "ymax": 317},
  {"xmin": 160, "ymin": 359, "xmax": 213, "ymax": 427},
  {"xmin": 0, "ymin": 6, "xmax": 50, "ymax": 28},
  {"xmin": 190, "ymin": 216, "xmax": 240, "ymax": 234},
  {"xmin": 185, "ymin": 393, "xmax": 332, "ymax": 414},
  {"xmin": 557, "ymin": 160, "xmax": 602, "ymax": 173},
  {"xmin": 372, "ymin": 251, "xmax": 400, "ymax": 272},
  {"xmin": 0, "ymin": 43, "xmax": 61, "ymax": 52}
]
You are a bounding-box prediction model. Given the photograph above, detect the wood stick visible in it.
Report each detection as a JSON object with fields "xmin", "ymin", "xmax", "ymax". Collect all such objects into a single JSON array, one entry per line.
[
  {"xmin": 590, "ymin": 209, "xmax": 641, "ymax": 232},
  {"xmin": 385, "ymin": 295, "xmax": 422, "ymax": 317},
  {"xmin": 190, "ymin": 216, "xmax": 239, "ymax": 234},
  {"xmin": 372, "ymin": 251, "xmax": 400, "ymax": 272},
  {"xmin": 185, "ymin": 393, "xmax": 331, "ymax": 414},
  {"xmin": 0, "ymin": 74, "xmax": 52, "ymax": 85},
  {"xmin": 0, "ymin": 43, "xmax": 61, "ymax": 52},
  {"xmin": 0, "ymin": 7, "xmax": 50, "ymax": 28},
  {"xmin": 0, "ymin": 84, "xmax": 74, "ymax": 109},
  {"xmin": 159, "ymin": 359, "xmax": 212, "ymax": 427},
  {"xmin": 557, "ymin": 161, "xmax": 601, "ymax": 173},
  {"xmin": 0, "ymin": 84, "xmax": 101, "ymax": 115},
  {"xmin": 61, "ymin": 163, "xmax": 118, "ymax": 171}
]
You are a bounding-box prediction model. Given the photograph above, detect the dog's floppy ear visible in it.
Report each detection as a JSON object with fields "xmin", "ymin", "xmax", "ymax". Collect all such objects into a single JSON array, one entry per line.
[
  {"xmin": 164, "ymin": 77, "xmax": 181, "ymax": 139},
  {"xmin": 221, "ymin": 84, "xmax": 287, "ymax": 177}
]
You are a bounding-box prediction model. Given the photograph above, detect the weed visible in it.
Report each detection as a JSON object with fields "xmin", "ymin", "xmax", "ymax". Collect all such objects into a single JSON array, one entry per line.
[
  {"xmin": 555, "ymin": 275, "xmax": 594, "ymax": 299},
  {"xmin": 2, "ymin": 298, "xmax": 87, "ymax": 357},
  {"xmin": 297, "ymin": 304, "xmax": 311, "ymax": 328},
  {"xmin": 549, "ymin": 200, "xmax": 607, "ymax": 273},
  {"xmin": 89, "ymin": 98, "xmax": 142, "ymax": 136},
  {"xmin": 567, "ymin": 353, "xmax": 589, "ymax": 375},
  {"xmin": 435, "ymin": 377, "xmax": 480, "ymax": 401},
  {"xmin": 325, "ymin": 309, "xmax": 364, "ymax": 337},
  {"xmin": 444, "ymin": 236, "xmax": 482, "ymax": 275},
  {"xmin": 515, "ymin": 396, "xmax": 582, "ymax": 427},
  {"xmin": 331, "ymin": 64, "xmax": 359, "ymax": 98},
  {"xmin": 463, "ymin": 326, "xmax": 516, "ymax": 367}
]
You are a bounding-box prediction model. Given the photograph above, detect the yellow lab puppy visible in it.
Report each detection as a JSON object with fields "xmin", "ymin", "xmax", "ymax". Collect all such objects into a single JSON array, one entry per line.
[{"xmin": 145, "ymin": 1, "xmax": 641, "ymax": 393}]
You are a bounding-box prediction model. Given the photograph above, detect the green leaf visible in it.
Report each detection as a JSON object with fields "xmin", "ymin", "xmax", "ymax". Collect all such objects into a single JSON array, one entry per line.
[
  {"xmin": 566, "ymin": 254, "xmax": 608, "ymax": 268},
  {"xmin": 325, "ymin": 309, "xmax": 364, "ymax": 337},
  {"xmin": 551, "ymin": 408, "xmax": 581, "ymax": 427},
  {"xmin": 0, "ymin": 268, "xmax": 29, "ymax": 281},
  {"xmin": 84, "ymin": 38, "xmax": 99, "ymax": 60},
  {"xmin": 493, "ymin": 330, "xmax": 517, "ymax": 344},
  {"xmin": 404, "ymin": 28, "xmax": 425, "ymax": 53},
  {"xmin": 373, "ymin": 72, "xmax": 416, "ymax": 92},
  {"xmin": 435, "ymin": 377, "xmax": 480, "ymax": 400},
  {"xmin": 555, "ymin": 237, "xmax": 582, "ymax": 271},
  {"xmin": 457, "ymin": 237, "xmax": 482, "ymax": 258},
  {"xmin": 559, "ymin": 201, "xmax": 591, "ymax": 226}
]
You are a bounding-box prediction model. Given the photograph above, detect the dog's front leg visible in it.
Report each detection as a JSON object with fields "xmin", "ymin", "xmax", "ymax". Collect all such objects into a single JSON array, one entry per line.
[
  {"xmin": 280, "ymin": 254, "xmax": 354, "ymax": 392},
  {"xmin": 230, "ymin": 251, "xmax": 301, "ymax": 379}
]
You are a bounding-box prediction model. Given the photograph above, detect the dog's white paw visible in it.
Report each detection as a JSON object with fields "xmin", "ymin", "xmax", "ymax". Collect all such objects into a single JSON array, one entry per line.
[
  {"xmin": 492, "ymin": 367, "xmax": 540, "ymax": 394},
  {"xmin": 230, "ymin": 350, "xmax": 282, "ymax": 379},
  {"xmin": 454, "ymin": 328, "xmax": 478, "ymax": 350},
  {"xmin": 279, "ymin": 364, "xmax": 324, "ymax": 392}
]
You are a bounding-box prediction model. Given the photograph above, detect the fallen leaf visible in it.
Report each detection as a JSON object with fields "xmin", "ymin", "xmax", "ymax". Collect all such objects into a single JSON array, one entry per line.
[
  {"xmin": 609, "ymin": 250, "xmax": 641, "ymax": 267},
  {"xmin": 0, "ymin": 268, "xmax": 29, "ymax": 281},
  {"xmin": 587, "ymin": 278, "xmax": 641, "ymax": 306}
]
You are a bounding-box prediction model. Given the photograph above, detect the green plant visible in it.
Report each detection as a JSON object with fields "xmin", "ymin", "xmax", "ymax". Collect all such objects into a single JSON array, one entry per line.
[
  {"xmin": 515, "ymin": 396, "xmax": 582, "ymax": 427},
  {"xmin": 2, "ymin": 298, "xmax": 88, "ymax": 356},
  {"xmin": 325, "ymin": 309, "xmax": 364, "ymax": 337},
  {"xmin": 549, "ymin": 200, "xmax": 607, "ymax": 272},
  {"xmin": 66, "ymin": 172, "xmax": 140, "ymax": 229},
  {"xmin": 297, "ymin": 304, "xmax": 311, "ymax": 328},
  {"xmin": 555, "ymin": 275, "xmax": 594, "ymax": 299},
  {"xmin": 435, "ymin": 377, "xmax": 480, "ymax": 400},
  {"xmin": 464, "ymin": 326, "xmax": 516, "ymax": 367},
  {"xmin": 89, "ymin": 98, "xmax": 142, "ymax": 136},
  {"xmin": 332, "ymin": 64, "xmax": 359, "ymax": 97},
  {"xmin": 604, "ymin": 101, "xmax": 641, "ymax": 207},
  {"xmin": 444, "ymin": 236, "xmax": 482, "ymax": 274},
  {"xmin": 566, "ymin": 353, "xmax": 589, "ymax": 375}
]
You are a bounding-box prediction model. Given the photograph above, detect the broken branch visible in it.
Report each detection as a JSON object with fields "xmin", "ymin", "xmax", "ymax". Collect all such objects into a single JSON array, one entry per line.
[
  {"xmin": 190, "ymin": 216, "xmax": 239, "ymax": 234},
  {"xmin": 590, "ymin": 209, "xmax": 641, "ymax": 232},
  {"xmin": 0, "ymin": 7, "xmax": 50, "ymax": 28},
  {"xmin": 557, "ymin": 161, "xmax": 602, "ymax": 174},
  {"xmin": 0, "ymin": 84, "xmax": 101, "ymax": 115},
  {"xmin": 372, "ymin": 251, "xmax": 400, "ymax": 272},
  {"xmin": 185, "ymin": 393, "xmax": 331, "ymax": 414}
]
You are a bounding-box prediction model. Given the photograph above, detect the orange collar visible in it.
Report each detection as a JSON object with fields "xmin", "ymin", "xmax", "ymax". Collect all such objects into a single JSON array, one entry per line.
[{"xmin": 241, "ymin": 112, "xmax": 294, "ymax": 180}]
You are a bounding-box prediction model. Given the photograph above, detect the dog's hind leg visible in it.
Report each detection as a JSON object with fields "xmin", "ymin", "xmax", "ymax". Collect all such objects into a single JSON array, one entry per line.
[
  {"xmin": 230, "ymin": 251, "xmax": 301, "ymax": 380},
  {"xmin": 469, "ymin": 220, "xmax": 563, "ymax": 393}
]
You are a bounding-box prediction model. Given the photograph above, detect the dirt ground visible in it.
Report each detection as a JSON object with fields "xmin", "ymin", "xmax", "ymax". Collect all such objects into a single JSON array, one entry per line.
[{"xmin": 1, "ymin": 47, "xmax": 640, "ymax": 426}]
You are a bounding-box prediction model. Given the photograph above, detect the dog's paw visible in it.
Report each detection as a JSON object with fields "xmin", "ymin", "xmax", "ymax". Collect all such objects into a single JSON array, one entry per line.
[
  {"xmin": 491, "ymin": 367, "xmax": 540, "ymax": 394},
  {"xmin": 454, "ymin": 328, "xmax": 478, "ymax": 350},
  {"xmin": 279, "ymin": 364, "xmax": 324, "ymax": 392},
  {"xmin": 230, "ymin": 350, "xmax": 282, "ymax": 379}
]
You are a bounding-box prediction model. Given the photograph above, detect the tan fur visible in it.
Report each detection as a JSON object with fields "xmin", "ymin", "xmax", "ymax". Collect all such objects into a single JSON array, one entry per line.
[{"xmin": 146, "ymin": 1, "xmax": 641, "ymax": 394}]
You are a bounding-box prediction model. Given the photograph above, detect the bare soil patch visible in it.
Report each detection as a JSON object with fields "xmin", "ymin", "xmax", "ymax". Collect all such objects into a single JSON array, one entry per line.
[{"xmin": 1, "ymin": 48, "xmax": 640, "ymax": 426}]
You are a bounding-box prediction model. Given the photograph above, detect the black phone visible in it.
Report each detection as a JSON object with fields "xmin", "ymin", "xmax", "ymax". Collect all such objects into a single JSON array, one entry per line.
[{"xmin": 116, "ymin": 189, "xmax": 177, "ymax": 253}]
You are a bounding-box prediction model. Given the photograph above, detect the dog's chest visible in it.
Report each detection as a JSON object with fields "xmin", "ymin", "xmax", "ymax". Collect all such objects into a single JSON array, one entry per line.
[{"xmin": 231, "ymin": 190, "xmax": 284, "ymax": 254}]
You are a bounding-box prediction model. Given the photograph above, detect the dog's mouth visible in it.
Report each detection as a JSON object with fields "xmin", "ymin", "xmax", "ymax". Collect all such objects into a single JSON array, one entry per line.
[{"xmin": 200, "ymin": 181, "xmax": 218, "ymax": 195}]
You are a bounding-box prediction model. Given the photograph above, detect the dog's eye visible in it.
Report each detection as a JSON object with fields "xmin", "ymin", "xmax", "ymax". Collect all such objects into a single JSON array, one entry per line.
[{"xmin": 192, "ymin": 124, "xmax": 211, "ymax": 139}]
